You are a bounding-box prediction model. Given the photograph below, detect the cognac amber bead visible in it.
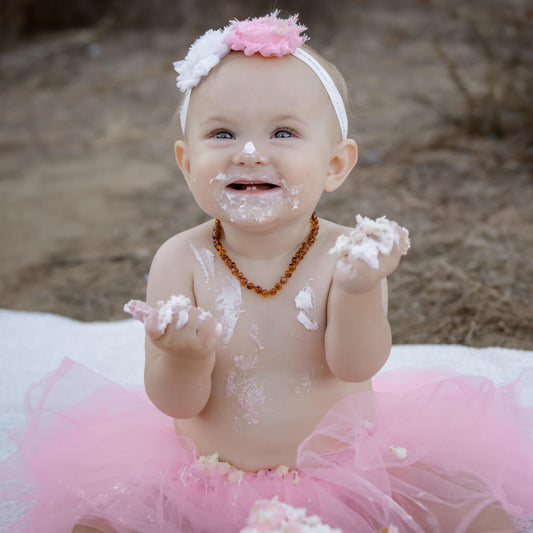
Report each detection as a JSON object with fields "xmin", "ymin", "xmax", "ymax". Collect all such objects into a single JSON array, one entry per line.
[
  {"xmin": 270, "ymin": 288, "xmax": 277, "ymax": 295},
  {"xmin": 247, "ymin": 282, "xmax": 255, "ymax": 290},
  {"xmin": 280, "ymin": 277, "xmax": 288, "ymax": 284}
]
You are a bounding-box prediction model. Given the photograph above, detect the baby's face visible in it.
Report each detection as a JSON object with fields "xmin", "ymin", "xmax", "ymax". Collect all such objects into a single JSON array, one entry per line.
[{"xmin": 177, "ymin": 52, "xmax": 345, "ymax": 227}]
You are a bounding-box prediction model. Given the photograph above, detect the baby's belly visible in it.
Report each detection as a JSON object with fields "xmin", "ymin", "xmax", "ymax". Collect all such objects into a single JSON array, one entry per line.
[{"xmin": 173, "ymin": 377, "xmax": 372, "ymax": 472}]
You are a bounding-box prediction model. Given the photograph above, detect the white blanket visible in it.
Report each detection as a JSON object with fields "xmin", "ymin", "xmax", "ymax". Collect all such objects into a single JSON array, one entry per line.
[{"xmin": 1, "ymin": 309, "xmax": 532, "ymax": 461}]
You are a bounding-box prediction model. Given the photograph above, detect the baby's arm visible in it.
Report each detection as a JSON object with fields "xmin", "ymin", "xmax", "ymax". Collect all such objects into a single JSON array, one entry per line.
[
  {"xmin": 128, "ymin": 236, "xmax": 219, "ymax": 418},
  {"xmin": 325, "ymin": 216, "xmax": 410, "ymax": 382}
]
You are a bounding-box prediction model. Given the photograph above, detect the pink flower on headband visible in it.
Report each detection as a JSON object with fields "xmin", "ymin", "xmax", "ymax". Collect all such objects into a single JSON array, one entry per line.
[
  {"xmin": 227, "ymin": 12, "xmax": 308, "ymax": 57},
  {"xmin": 174, "ymin": 12, "xmax": 308, "ymax": 91}
]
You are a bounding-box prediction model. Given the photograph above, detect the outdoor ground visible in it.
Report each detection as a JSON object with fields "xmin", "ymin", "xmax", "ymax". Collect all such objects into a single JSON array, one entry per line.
[{"xmin": 0, "ymin": 1, "xmax": 531, "ymax": 349}]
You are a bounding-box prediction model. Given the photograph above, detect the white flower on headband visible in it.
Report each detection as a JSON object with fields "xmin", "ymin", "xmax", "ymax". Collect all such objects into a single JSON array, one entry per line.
[
  {"xmin": 173, "ymin": 28, "xmax": 230, "ymax": 92},
  {"xmin": 173, "ymin": 11, "xmax": 308, "ymax": 92}
]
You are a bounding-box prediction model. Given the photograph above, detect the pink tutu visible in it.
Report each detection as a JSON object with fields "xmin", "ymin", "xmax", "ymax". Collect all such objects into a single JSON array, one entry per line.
[{"xmin": 1, "ymin": 358, "xmax": 532, "ymax": 532}]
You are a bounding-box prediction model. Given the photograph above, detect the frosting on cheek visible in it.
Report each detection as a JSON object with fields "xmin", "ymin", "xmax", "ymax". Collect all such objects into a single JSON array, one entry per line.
[
  {"xmin": 282, "ymin": 181, "xmax": 303, "ymax": 211},
  {"xmin": 209, "ymin": 172, "xmax": 226, "ymax": 184}
]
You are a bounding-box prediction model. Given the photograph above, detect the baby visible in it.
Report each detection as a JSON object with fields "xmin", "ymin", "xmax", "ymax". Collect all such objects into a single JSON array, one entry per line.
[
  {"xmin": 2, "ymin": 12, "xmax": 531, "ymax": 533},
  {"xmin": 132, "ymin": 23, "xmax": 403, "ymax": 473}
]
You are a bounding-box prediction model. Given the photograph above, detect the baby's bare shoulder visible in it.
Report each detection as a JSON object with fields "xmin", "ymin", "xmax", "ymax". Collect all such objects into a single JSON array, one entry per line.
[
  {"xmin": 317, "ymin": 218, "xmax": 354, "ymax": 245},
  {"xmin": 146, "ymin": 222, "xmax": 212, "ymax": 301},
  {"xmin": 152, "ymin": 222, "xmax": 212, "ymax": 263}
]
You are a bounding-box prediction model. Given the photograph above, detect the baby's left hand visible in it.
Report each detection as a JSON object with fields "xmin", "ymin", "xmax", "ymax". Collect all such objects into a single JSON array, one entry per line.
[{"xmin": 329, "ymin": 215, "xmax": 410, "ymax": 294}]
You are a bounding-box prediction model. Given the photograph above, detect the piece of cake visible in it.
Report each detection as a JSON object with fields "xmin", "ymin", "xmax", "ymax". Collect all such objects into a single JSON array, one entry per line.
[
  {"xmin": 329, "ymin": 215, "xmax": 410, "ymax": 270},
  {"xmin": 240, "ymin": 496, "xmax": 341, "ymax": 532}
]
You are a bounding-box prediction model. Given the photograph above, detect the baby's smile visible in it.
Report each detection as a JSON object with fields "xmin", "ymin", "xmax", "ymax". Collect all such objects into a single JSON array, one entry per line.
[
  {"xmin": 228, "ymin": 181, "xmax": 279, "ymax": 192},
  {"xmin": 215, "ymin": 170, "xmax": 289, "ymax": 223}
]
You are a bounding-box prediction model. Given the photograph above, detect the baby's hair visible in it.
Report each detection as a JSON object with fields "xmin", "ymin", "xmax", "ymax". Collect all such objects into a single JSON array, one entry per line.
[
  {"xmin": 172, "ymin": 44, "xmax": 351, "ymax": 138},
  {"xmin": 297, "ymin": 44, "xmax": 351, "ymax": 116}
]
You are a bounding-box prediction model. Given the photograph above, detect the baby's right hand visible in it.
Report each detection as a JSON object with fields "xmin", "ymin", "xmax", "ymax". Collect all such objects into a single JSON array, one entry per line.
[{"xmin": 124, "ymin": 297, "xmax": 222, "ymax": 360}]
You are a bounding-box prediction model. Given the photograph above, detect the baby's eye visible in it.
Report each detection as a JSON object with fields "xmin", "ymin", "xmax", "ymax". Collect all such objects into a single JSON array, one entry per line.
[
  {"xmin": 273, "ymin": 129, "xmax": 294, "ymax": 139},
  {"xmin": 212, "ymin": 130, "xmax": 234, "ymax": 140}
]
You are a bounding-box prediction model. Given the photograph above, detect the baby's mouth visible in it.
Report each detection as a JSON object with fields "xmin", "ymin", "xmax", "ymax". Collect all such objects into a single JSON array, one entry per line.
[{"xmin": 227, "ymin": 181, "xmax": 279, "ymax": 192}]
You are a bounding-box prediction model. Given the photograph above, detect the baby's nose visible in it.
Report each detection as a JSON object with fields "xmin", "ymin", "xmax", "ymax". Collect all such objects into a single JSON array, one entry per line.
[{"xmin": 232, "ymin": 141, "xmax": 268, "ymax": 166}]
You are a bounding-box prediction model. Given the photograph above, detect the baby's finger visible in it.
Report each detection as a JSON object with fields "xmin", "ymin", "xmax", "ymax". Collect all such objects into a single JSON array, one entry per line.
[
  {"xmin": 124, "ymin": 299, "xmax": 166, "ymax": 342},
  {"xmin": 195, "ymin": 312, "xmax": 222, "ymax": 347},
  {"xmin": 145, "ymin": 308, "xmax": 167, "ymax": 342},
  {"xmin": 336, "ymin": 257, "xmax": 357, "ymax": 277},
  {"xmin": 123, "ymin": 299, "xmax": 152, "ymax": 323}
]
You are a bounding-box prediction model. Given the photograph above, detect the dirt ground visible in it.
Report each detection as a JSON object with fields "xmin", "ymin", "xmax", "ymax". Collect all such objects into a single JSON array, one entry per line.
[{"xmin": 1, "ymin": 2, "xmax": 532, "ymax": 349}]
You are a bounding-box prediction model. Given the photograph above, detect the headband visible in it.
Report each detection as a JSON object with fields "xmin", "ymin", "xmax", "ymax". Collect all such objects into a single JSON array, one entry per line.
[{"xmin": 173, "ymin": 12, "xmax": 348, "ymax": 139}]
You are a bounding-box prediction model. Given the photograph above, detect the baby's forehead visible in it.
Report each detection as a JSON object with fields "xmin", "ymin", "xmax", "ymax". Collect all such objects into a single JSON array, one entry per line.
[{"xmin": 192, "ymin": 52, "xmax": 331, "ymax": 108}]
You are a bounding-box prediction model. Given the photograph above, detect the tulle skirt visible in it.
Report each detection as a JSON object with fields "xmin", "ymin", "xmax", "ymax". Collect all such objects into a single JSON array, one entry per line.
[{"xmin": 1, "ymin": 358, "xmax": 532, "ymax": 533}]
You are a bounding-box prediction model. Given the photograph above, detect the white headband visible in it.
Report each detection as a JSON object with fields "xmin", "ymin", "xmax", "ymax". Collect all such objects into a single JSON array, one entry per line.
[{"xmin": 173, "ymin": 12, "xmax": 348, "ymax": 139}]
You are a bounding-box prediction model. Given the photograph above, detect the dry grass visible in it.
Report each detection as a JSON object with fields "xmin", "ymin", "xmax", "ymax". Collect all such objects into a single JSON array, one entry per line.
[{"xmin": 0, "ymin": 0, "xmax": 531, "ymax": 349}]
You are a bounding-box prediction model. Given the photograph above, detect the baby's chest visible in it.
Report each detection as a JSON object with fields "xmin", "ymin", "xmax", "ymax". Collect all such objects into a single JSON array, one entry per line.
[{"xmin": 209, "ymin": 272, "xmax": 327, "ymax": 336}]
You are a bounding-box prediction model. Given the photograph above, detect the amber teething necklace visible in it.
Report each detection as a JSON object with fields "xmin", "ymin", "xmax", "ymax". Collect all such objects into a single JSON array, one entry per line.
[{"xmin": 212, "ymin": 213, "xmax": 319, "ymax": 297}]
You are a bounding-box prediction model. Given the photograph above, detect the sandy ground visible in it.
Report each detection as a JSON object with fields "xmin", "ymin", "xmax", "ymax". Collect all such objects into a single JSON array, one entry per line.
[{"xmin": 1, "ymin": 3, "xmax": 532, "ymax": 349}]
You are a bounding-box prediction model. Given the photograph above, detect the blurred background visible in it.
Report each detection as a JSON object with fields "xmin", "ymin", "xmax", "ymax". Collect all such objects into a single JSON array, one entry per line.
[{"xmin": 0, "ymin": 0, "xmax": 531, "ymax": 348}]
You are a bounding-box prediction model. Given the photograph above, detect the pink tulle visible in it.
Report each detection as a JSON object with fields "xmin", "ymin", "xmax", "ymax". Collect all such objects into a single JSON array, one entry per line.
[
  {"xmin": 1, "ymin": 358, "xmax": 532, "ymax": 533},
  {"xmin": 226, "ymin": 12, "xmax": 308, "ymax": 58}
]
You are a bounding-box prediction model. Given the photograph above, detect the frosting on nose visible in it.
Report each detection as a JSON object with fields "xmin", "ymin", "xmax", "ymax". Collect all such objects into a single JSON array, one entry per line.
[{"xmin": 243, "ymin": 141, "xmax": 256, "ymax": 154}]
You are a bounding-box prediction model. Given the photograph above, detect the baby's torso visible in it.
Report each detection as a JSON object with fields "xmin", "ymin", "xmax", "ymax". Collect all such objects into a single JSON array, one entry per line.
[{"xmin": 173, "ymin": 222, "xmax": 372, "ymax": 471}]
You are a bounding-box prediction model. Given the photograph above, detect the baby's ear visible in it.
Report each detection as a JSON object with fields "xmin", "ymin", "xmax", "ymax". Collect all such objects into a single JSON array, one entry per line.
[
  {"xmin": 174, "ymin": 140, "xmax": 191, "ymax": 187},
  {"xmin": 324, "ymin": 139, "xmax": 358, "ymax": 192}
]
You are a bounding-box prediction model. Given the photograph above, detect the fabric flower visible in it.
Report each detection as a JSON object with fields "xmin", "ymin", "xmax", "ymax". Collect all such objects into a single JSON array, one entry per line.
[
  {"xmin": 173, "ymin": 28, "xmax": 229, "ymax": 92},
  {"xmin": 226, "ymin": 11, "xmax": 308, "ymax": 57},
  {"xmin": 173, "ymin": 12, "xmax": 308, "ymax": 92}
]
